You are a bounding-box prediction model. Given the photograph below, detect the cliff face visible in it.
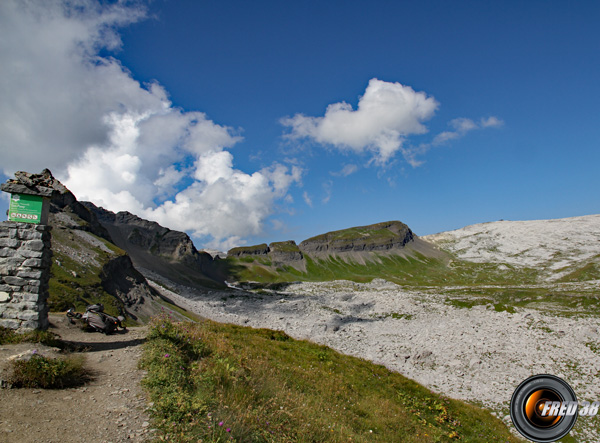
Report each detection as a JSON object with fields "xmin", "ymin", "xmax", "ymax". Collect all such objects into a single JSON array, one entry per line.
[
  {"xmin": 223, "ymin": 221, "xmax": 444, "ymax": 282},
  {"xmin": 227, "ymin": 244, "xmax": 269, "ymax": 257},
  {"xmin": 226, "ymin": 241, "xmax": 304, "ymax": 262},
  {"xmin": 41, "ymin": 179, "xmax": 161, "ymax": 322},
  {"xmin": 269, "ymin": 241, "xmax": 303, "ymax": 263},
  {"xmin": 299, "ymin": 221, "xmax": 414, "ymax": 255},
  {"xmin": 83, "ymin": 203, "xmax": 226, "ymax": 289}
]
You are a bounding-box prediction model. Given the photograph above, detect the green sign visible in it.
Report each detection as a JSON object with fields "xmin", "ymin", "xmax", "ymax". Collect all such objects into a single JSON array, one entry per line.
[{"xmin": 8, "ymin": 194, "xmax": 44, "ymax": 224}]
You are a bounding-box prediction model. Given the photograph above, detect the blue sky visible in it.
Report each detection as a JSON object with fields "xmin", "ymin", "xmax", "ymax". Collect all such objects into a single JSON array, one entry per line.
[{"xmin": 1, "ymin": 0, "xmax": 599, "ymax": 250}]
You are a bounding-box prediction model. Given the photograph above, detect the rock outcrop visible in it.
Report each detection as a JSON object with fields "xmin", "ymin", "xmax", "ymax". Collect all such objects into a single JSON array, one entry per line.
[
  {"xmin": 227, "ymin": 244, "xmax": 269, "ymax": 257},
  {"xmin": 269, "ymin": 241, "xmax": 303, "ymax": 263},
  {"xmin": 299, "ymin": 221, "xmax": 415, "ymax": 255},
  {"xmin": 83, "ymin": 203, "xmax": 226, "ymax": 289}
]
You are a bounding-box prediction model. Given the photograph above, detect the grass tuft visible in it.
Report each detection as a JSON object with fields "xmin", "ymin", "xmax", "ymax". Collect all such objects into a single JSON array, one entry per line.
[
  {"xmin": 8, "ymin": 353, "xmax": 89, "ymax": 389},
  {"xmin": 0, "ymin": 327, "xmax": 63, "ymax": 347}
]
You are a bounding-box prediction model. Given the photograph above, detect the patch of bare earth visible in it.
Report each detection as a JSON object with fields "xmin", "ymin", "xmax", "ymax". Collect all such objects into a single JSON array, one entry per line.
[{"xmin": 0, "ymin": 314, "xmax": 154, "ymax": 443}]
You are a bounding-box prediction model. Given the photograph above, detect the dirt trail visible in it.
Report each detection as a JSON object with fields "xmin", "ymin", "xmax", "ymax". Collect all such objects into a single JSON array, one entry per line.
[{"xmin": 0, "ymin": 314, "xmax": 153, "ymax": 443}]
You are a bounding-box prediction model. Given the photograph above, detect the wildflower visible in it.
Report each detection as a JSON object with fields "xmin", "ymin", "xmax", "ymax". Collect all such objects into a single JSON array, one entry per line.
[
  {"xmin": 164, "ymin": 354, "xmax": 170, "ymax": 358},
  {"xmin": 32, "ymin": 349, "xmax": 37, "ymax": 354},
  {"xmin": 218, "ymin": 421, "xmax": 224, "ymax": 427},
  {"xmin": 226, "ymin": 428, "xmax": 231, "ymax": 433}
]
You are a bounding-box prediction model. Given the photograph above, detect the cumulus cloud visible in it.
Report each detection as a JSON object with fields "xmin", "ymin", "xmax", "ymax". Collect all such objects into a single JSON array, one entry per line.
[
  {"xmin": 282, "ymin": 79, "xmax": 504, "ymax": 169},
  {"xmin": 0, "ymin": 0, "xmax": 300, "ymax": 249},
  {"xmin": 281, "ymin": 78, "xmax": 439, "ymax": 164}
]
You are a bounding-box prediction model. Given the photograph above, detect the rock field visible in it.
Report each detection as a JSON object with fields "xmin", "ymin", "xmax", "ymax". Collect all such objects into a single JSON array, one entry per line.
[{"xmin": 150, "ymin": 277, "xmax": 600, "ymax": 441}]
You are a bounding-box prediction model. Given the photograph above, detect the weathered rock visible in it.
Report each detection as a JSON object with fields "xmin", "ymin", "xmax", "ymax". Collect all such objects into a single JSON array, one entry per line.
[
  {"xmin": 227, "ymin": 244, "xmax": 270, "ymax": 257},
  {"xmin": 83, "ymin": 203, "xmax": 225, "ymax": 289},
  {"xmin": 268, "ymin": 240, "xmax": 303, "ymax": 262},
  {"xmin": 0, "ymin": 169, "xmax": 56, "ymax": 197},
  {"xmin": 299, "ymin": 221, "xmax": 415, "ymax": 254}
]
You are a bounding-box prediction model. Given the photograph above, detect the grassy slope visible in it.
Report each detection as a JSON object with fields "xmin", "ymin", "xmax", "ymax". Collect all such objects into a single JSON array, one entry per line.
[
  {"xmin": 302, "ymin": 221, "xmax": 407, "ymax": 243},
  {"xmin": 48, "ymin": 226, "xmax": 128, "ymax": 318},
  {"xmin": 47, "ymin": 214, "xmax": 194, "ymax": 325},
  {"xmin": 141, "ymin": 316, "xmax": 521, "ymax": 443},
  {"xmin": 226, "ymin": 252, "xmax": 541, "ymax": 287}
]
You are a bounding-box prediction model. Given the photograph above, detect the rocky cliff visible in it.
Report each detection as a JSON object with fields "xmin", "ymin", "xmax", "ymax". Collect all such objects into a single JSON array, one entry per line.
[
  {"xmin": 5, "ymin": 171, "xmax": 161, "ymax": 322},
  {"xmin": 83, "ymin": 204, "xmax": 226, "ymax": 289},
  {"xmin": 3, "ymin": 170, "xmax": 187, "ymax": 323},
  {"xmin": 223, "ymin": 221, "xmax": 446, "ymax": 283},
  {"xmin": 227, "ymin": 243, "xmax": 269, "ymax": 257},
  {"xmin": 298, "ymin": 221, "xmax": 415, "ymax": 255},
  {"xmin": 269, "ymin": 241, "xmax": 304, "ymax": 263}
]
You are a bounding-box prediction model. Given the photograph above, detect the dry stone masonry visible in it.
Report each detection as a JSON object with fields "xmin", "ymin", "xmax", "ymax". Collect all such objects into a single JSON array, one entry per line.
[
  {"xmin": 0, "ymin": 169, "xmax": 56, "ymax": 331},
  {"xmin": 0, "ymin": 222, "xmax": 52, "ymax": 330}
]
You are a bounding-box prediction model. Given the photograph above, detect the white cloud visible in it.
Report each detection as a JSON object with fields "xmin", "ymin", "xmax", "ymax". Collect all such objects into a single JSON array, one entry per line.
[
  {"xmin": 481, "ymin": 116, "xmax": 504, "ymax": 128},
  {"xmin": 331, "ymin": 164, "xmax": 358, "ymax": 177},
  {"xmin": 281, "ymin": 78, "xmax": 439, "ymax": 164},
  {"xmin": 433, "ymin": 116, "xmax": 504, "ymax": 146},
  {"xmin": 397, "ymin": 116, "xmax": 504, "ymax": 168},
  {"xmin": 0, "ymin": 0, "xmax": 300, "ymax": 249},
  {"xmin": 322, "ymin": 180, "xmax": 333, "ymax": 204},
  {"xmin": 303, "ymin": 191, "xmax": 313, "ymax": 208},
  {"xmin": 282, "ymin": 79, "xmax": 504, "ymax": 169}
]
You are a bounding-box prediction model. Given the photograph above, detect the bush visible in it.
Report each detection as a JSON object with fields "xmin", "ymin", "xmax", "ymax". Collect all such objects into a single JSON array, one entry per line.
[{"xmin": 8, "ymin": 354, "xmax": 89, "ymax": 389}]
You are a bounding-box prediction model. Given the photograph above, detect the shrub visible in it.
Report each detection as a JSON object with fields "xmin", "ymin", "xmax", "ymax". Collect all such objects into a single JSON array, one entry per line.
[{"xmin": 8, "ymin": 353, "xmax": 89, "ymax": 389}]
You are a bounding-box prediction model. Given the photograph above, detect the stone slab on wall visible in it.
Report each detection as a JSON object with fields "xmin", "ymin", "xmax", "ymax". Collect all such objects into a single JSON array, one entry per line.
[{"xmin": 0, "ymin": 222, "xmax": 52, "ymax": 330}]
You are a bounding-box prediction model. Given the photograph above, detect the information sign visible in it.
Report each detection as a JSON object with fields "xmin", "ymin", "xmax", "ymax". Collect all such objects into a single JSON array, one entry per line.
[{"xmin": 8, "ymin": 193, "xmax": 44, "ymax": 224}]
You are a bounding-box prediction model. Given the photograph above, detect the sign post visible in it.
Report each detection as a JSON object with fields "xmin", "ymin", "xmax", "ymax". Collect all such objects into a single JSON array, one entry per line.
[
  {"xmin": 1, "ymin": 170, "xmax": 55, "ymax": 225},
  {"xmin": 8, "ymin": 193, "xmax": 48, "ymax": 224}
]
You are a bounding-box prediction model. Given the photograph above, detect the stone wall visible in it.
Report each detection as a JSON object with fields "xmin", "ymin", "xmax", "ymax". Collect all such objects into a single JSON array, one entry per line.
[{"xmin": 0, "ymin": 222, "xmax": 52, "ymax": 330}]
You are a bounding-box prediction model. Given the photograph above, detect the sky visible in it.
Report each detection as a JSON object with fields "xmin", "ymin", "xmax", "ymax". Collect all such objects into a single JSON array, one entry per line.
[{"xmin": 1, "ymin": 0, "xmax": 599, "ymax": 251}]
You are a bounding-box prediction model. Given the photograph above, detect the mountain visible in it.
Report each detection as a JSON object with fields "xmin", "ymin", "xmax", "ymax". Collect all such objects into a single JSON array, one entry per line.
[
  {"xmin": 1, "ymin": 169, "xmax": 194, "ymax": 323},
  {"xmin": 82, "ymin": 204, "xmax": 227, "ymax": 289},
  {"xmin": 424, "ymin": 214, "xmax": 600, "ymax": 283},
  {"xmin": 224, "ymin": 221, "xmax": 454, "ymax": 285},
  {"xmin": 19, "ymin": 170, "xmax": 599, "ymax": 308},
  {"xmin": 44, "ymin": 178, "xmax": 164, "ymax": 322}
]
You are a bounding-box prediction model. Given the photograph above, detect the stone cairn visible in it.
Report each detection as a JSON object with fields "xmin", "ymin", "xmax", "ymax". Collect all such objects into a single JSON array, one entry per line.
[{"xmin": 0, "ymin": 170, "xmax": 55, "ymax": 331}]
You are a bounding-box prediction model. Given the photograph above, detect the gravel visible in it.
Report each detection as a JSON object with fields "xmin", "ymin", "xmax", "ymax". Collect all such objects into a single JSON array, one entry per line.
[{"xmin": 151, "ymin": 278, "xmax": 600, "ymax": 441}]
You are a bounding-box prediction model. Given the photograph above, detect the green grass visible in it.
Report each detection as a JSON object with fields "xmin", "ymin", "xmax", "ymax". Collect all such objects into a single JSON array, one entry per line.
[
  {"xmin": 0, "ymin": 327, "xmax": 63, "ymax": 347},
  {"xmin": 557, "ymin": 256, "xmax": 600, "ymax": 282},
  {"xmin": 140, "ymin": 316, "xmax": 521, "ymax": 442},
  {"xmin": 7, "ymin": 353, "xmax": 89, "ymax": 389},
  {"xmin": 269, "ymin": 241, "xmax": 301, "ymax": 253},
  {"xmin": 225, "ymin": 251, "xmax": 541, "ymax": 287},
  {"xmin": 48, "ymin": 227, "xmax": 133, "ymax": 322},
  {"xmin": 48, "ymin": 251, "xmax": 131, "ymax": 322},
  {"xmin": 442, "ymin": 286, "xmax": 600, "ymax": 318}
]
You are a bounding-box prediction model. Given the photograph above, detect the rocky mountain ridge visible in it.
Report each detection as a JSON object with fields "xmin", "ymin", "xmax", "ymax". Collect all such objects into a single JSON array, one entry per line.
[
  {"xmin": 2, "ymin": 169, "xmax": 187, "ymax": 323},
  {"xmin": 224, "ymin": 220, "xmax": 446, "ymax": 282},
  {"xmin": 299, "ymin": 220, "xmax": 414, "ymax": 254},
  {"xmin": 82, "ymin": 203, "xmax": 227, "ymax": 289}
]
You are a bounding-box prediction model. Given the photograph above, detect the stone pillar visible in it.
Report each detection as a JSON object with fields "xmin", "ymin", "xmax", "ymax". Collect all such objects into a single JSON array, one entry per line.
[{"xmin": 0, "ymin": 222, "xmax": 52, "ymax": 330}]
